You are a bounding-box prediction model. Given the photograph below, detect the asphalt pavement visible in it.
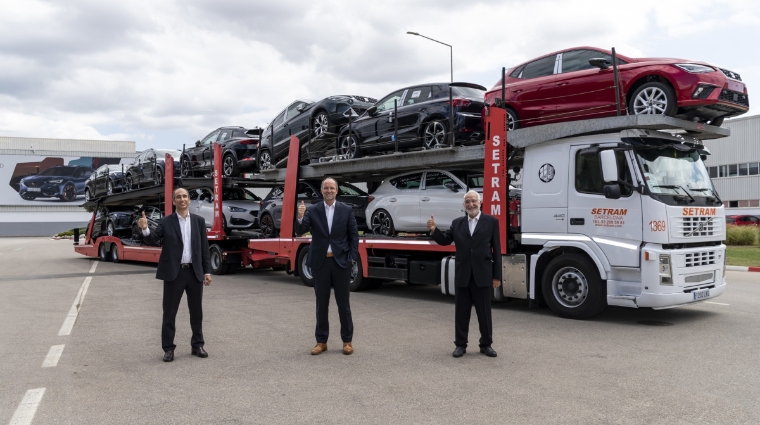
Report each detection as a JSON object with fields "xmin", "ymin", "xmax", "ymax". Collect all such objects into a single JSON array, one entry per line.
[{"xmin": 1, "ymin": 237, "xmax": 759, "ymax": 424}]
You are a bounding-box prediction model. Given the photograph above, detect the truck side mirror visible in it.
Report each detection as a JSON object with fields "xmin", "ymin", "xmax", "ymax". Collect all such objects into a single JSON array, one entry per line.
[
  {"xmin": 600, "ymin": 150, "xmax": 618, "ymax": 183},
  {"xmin": 604, "ymin": 184, "xmax": 621, "ymax": 199}
]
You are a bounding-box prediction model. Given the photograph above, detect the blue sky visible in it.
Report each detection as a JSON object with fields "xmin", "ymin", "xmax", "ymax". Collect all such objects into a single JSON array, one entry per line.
[{"xmin": 1, "ymin": 0, "xmax": 757, "ymax": 151}]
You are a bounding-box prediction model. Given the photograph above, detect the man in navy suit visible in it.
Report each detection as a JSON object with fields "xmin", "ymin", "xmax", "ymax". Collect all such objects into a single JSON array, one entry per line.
[
  {"xmin": 296, "ymin": 177, "xmax": 359, "ymax": 355},
  {"xmin": 138, "ymin": 187, "xmax": 212, "ymax": 362},
  {"xmin": 428, "ymin": 190, "xmax": 502, "ymax": 358}
]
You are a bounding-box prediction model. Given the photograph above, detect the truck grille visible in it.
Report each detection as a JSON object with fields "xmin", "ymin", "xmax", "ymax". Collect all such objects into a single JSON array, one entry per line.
[
  {"xmin": 684, "ymin": 272, "xmax": 714, "ymax": 283},
  {"xmin": 718, "ymin": 68, "xmax": 742, "ymax": 81},
  {"xmin": 684, "ymin": 251, "xmax": 717, "ymax": 267},
  {"xmin": 677, "ymin": 217, "xmax": 718, "ymax": 237},
  {"xmin": 718, "ymin": 89, "xmax": 749, "ymax": 107}
]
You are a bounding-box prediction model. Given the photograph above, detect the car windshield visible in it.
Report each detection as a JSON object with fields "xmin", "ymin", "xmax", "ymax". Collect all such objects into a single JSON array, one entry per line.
[
  {"xmin": 155, "ymin": 150, "xmax": 181, "ymax": 160},
  {"xmin": 40, "ymin": 167, "xmax": 75, "ymax": 176},
  {"xmin": 452, "ymin": 86, "xmax": 486, "ymax": 99},
  {"xmin": 632, "ymin": 140, "xmax": 715, "ymax": 196},
  {"xmin": 449, "ymin": 170, "xmax": 484, "ymax": 189}
]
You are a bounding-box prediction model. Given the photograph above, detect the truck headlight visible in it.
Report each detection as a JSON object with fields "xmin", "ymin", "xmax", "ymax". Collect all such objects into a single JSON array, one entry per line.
[{"xmin": 659, "ymin": 254, "xmax": 672, "ymax": 285}]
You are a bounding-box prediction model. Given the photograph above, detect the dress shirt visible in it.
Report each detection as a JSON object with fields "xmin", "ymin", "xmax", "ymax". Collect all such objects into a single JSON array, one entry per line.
[
  {"xmin": 468, "ymin": 212, "xmax": 480, "ymax": 236},
  {"xmin": 324, "ymin": 201, "xmax": 335, "ymax": 254},
  {"xmin": 142, "ymin": 212, "xmax": 193, "ymax": 263}
]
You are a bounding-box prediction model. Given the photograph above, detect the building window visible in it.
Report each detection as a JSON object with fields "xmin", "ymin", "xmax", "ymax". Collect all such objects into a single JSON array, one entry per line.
[
  {"xmin": 709, "ymin": 166, "xmax": 717, "ymax": 178},
  {"xmin": 739, "ymin": 200, "xmax": 750, "ymax": 207},
  {"xmin": 719, "ymin": 165, "xmax": 728, "ymax": 177},
  {"xmin": 728, "ymin": 201, "xmax": 739, "ymax": 208},
  {"xmin": 750, "ymin": 163, "xmax": 759, "ymax": 176},
  {"xmin": 739, "ymin": 163, "xmax": 749, "ymax": 176},
  {"xmin": 750, "ymin": 200, "xmax": 760, "ymax": 207},
  {"xmin": 728, "ymin": 164, "xmax": 738, "ymax": 177}
]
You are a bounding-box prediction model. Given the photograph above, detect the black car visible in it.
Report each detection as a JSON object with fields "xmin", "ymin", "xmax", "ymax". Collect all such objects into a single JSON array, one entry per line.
[
  {"xmin": 260, "ymin": 96, "xmax": 377, "ymax": 169},
  {"xmin": 181, "ymin": 127, "xmax": 262, "ymax": 178},
  {"xmin": 90, "ymin": 206, "xmax": 137, "ymax": 240},
  {"xmin": 335, "ymin": 83, "xmax": 486, "ymax": 159},
  {"xmin": 258, "ymin": 180, "xmax": 370, "ymax": 238},
  {"xmin": 18, "ymin": 165, "xmax": 95, "ymax": 201},
  {"xmin": 85, "ymin": 164, "xmax": 126, "ymax": 201},
  {"xmin": 125, "ymin": 149, "xmax": 181, "ymax": 190},
  {"xmin": 131, "ymin": 205, "xmax": 164, "ymax": 242}
]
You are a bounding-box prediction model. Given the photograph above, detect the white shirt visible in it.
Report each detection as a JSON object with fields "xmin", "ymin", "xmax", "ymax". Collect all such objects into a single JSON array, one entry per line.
[
  {"xmin": 142, "ymin": 212, "xmax": 193, "ymax": 263},
  {"xmin": 324, "ymin": 202, "xmax": 335, "ymax": 254},
  {"xmin": 468, "ymin": 212, "xmax": 480, "ymax": 236}
]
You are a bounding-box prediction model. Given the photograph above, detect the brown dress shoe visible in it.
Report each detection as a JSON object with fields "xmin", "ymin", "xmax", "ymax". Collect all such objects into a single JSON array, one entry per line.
[
  {"xmin": 343, "ymin": 342, "xmax": 353, "ymax": 355},
  {"xmin": 311, "ymin": 343, "xmax": 327, "ymax": 355}
]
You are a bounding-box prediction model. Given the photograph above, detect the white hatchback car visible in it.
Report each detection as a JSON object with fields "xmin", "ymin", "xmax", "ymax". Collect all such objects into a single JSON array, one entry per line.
[{"xmin": 366, "ymin": 169, "xmax": 484, "ymax": 235}]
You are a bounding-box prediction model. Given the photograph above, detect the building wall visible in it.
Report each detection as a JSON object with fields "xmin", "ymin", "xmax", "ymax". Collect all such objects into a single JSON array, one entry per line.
[{"xmin": 702, "ymin": 114, "xmax": 760, "ymax": 214}]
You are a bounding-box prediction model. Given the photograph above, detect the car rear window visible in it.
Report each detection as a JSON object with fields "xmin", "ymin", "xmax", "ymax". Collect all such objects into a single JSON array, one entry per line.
[{"xmin": 452, "ymin": 86, "xmax": 486, "ymax": 99}]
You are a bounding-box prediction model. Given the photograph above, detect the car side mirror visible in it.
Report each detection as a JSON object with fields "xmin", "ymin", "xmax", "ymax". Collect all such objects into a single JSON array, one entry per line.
[
  {"xmin": 296, "ymin": 104, "xmax": 305, "ymax": 113},
  {"xmin": 366, "ymin": 105, "xmax": 378, "ymax": 115},
  {"xmin": 589, "ymin": 58, "xmax": 610, "ymax": 69},
  {"xmin": 604, "ymin": 184, "xmax": 621, "ymax": 199},
  {"xmin": 444, "ymin": 182, "xmax": 459, "ymax": 192},
  {"xmin": 195, "ymin": 141, "xmax": 201, "ymax": 147}
]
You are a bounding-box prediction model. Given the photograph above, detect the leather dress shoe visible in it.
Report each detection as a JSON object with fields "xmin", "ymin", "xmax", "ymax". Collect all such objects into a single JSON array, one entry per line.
[
  {"xmin": 191, "ymin": 347, "xmax": 208, "ymax": 358},
  {"xmin": 311, "ymin": 343, "xmax": 327, "ymax": 355},
  {"xmin": 452, "ymin": 346, "xmax": 466, "ymax": 358},
  {"xmin": 163, "ymin": 350, "xmax": 174, "ymax": 362},
  {"xmin": 343, "ymin": 342, "xmax": 353, "ymax": 355},
  {"xmin": 480, "ymin": 346, "xmax": 497, "ymax": 357}
]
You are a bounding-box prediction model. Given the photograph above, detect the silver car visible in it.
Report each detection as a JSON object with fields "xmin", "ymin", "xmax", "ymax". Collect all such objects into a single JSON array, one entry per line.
[
  {"xmin": 365, "ymin": 169, "xmax": 484, "ymax": 235},
  {"xmin": 189, "ymin": 187, "xmax": 262, "ymax": 233}
]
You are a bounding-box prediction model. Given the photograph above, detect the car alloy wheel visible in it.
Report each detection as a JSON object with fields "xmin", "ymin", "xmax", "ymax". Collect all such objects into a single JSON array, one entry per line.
[
  {"xmin": 423, "ymin": 120, "xmax": 447, "ymax": 149},
  {"xmin": 107, "ymin": 221, "xmax": 115, "ymax": 237},
  {"xmin": 338, "ymin": 135, "xmax": 359, "ymax": 159},
  {"xmin": 181, "ymin": 157, "xmax": 191, "ymax": 178},
  {"xmin": 506, "ymin": 108, "xmax": 518, "ymax": 131},
  {"xmin": 259, "ymin": 213, "xmax": 276, "ymax": 238},
  {"xmin": 313, "ymin": 112, "xmax": 330, "ymax": 137},
  {"xmin": 222, "ymin": 153, "xmax": 239, "ymax": 177},
  {"xmin": 107, "ymin": 181, "xmax": 113, "ymax": 196},
  {"xmin": 62, "ymin": 184, "xmax": 76, "ymax": 201},
  {"xmin": 370, "ymin": 209, "xmax": 394, "ymax": 236},
  {"xmin": 630, "ymin": 82, "xmax": 676, "ymax": 116},
  {"xmin": 85, "ymin": 189, "xmax": 92, "ymax": 202},
  {"xmin": 125, "ymin": 175, "xmax": 133, "ymax": 191},
  {"xmin": 258, "ymin": 150, "xmax": 272, "ymax": 171},
  {"xmin": 154, "ymin": 169, "xmax": 163, "ymax": 186}
]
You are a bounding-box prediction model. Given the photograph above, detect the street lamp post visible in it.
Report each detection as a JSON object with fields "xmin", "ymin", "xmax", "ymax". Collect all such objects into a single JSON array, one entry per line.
[{"xmin": 407, "ymin": 31, "xmax": 454, "ymax": 146}]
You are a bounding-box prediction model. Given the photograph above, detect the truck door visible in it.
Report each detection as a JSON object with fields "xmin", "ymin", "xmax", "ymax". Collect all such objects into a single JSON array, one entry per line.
[{"xmin": 568, "ymin": 145, "xmax": 642, "ymax": 267}]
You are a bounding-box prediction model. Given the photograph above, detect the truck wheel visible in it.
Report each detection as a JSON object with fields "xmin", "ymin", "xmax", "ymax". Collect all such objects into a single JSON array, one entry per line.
[
  {"xmin": 506, "ymin": 107, "xmax": 519, "ymax": 131},
  {"xmin": 628, "ymin": 81, "xmax": 677, "ymax": 117},
  {"xmin": 370, "ymin": 209, "xmax": 395, "ymax": 236},
  {"xmin": 422, "ymin": 120, "xmax": 447, "ymax": 149},
  {"xmin": 209, "ymin": 244, "xmax": 229, "ymax": 275},
  {"xmin": 349, "ymin": 259, "xmax": 377, "ymax": 291},
  {"xmin": 541, "ymin": 254, "xmax": 606, "ymax": 319},
  {"xmin": 222, "ymin": 153, "xmax": 240, "ymax": 177},
  {"xmin": 297, "ymin": 247, "xmax": 314, "ymax": 287},
  {"xmin": 110, "ymin": 244, "xmax": 120, "ymax": 263},
  {"xmin": 259, "ymin": 213, "xmax": 276, "ymax": 238},
  {"xmin": 99, "ymin": 242, "xmax": 110, "ymax": 262}
]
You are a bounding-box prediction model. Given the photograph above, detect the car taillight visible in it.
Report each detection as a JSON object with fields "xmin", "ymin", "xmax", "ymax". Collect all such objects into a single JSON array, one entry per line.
[
  {"xmin": 240, "ymin": 138, "xmax": 259, "ymax": 145},
  {"xmin": 367, "ymin": 196, "xmax": 375, "ymax": 203},
  {"xmin": 447, "ymin": 98, "xmax": 471, "ymax": 107}
]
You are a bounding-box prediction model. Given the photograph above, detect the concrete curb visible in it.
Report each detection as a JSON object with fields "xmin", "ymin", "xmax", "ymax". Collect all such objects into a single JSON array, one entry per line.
[{"xmin": 726, "ymin": 265, "xmax": 760, "ymax": 272}]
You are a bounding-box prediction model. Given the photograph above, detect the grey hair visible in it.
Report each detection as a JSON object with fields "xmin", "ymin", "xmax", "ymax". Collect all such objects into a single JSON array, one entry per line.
[{"xmin": 463, "ymin": 190, "xmax": 481, "ymax": 202}]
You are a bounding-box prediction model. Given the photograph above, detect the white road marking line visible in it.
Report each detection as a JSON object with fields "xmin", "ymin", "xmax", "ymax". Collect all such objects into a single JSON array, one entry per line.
[
  {"xmin": 705, "ymin": 301, "xmax": 730, "ymax": 306},
  {"xmin": 9, "ymin": 388, "xmax": 45, "ymax": 425},
  {"xmin": 89, "ymin": 261, "xmax": 98, "ymax": 274},
  {"xmin": 41, "ymin": 345, "xmax": 65, "ymax": 368},
  {"xmin": 58, "ymin": 277, "xmax": 92, "ymax": 336}
]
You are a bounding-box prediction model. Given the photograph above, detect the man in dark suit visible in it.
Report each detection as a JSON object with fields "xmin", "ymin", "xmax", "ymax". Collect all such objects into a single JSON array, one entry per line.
[
  {"xmin": 138, "ymin": 187, "xmax": 212, "ymax": 362},
  {"xmin": 296, "ymin": 177, "xmax": 359, "ymax": 355},
  {"xmin": 428, "ymin": 190, "xmax": 502, "ymax": 358}
]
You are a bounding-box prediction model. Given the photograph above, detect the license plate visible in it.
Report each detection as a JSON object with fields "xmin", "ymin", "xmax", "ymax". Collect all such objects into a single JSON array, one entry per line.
[
  {"xmin": 26, "ymin": 188, "xmax": 41, "ymax": 192},
  {"xmin": 727, "ymin": 80, "xmax": 744, "ymax": 92},
  {"xmin": 693, "ymin": 288, "xmax": 710, "ymax": 301}
]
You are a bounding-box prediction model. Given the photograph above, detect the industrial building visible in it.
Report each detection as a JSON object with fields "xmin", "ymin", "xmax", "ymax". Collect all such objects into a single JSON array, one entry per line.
[{"xmin": 0, "ymin": 136, "xmax": 136, "ymax": 236}]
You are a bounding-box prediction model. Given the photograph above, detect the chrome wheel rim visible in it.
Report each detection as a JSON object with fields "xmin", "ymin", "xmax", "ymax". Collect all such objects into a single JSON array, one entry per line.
[
  {"xmin": 301, "ymin": 257, "xmax": 313, "ymax": 280},
  {"xmin": 371, "ymin": 210, "xmax": 392, "ymax": 236},
  {"xmin": 223, "ymin": 156, "xmax": 234, "ymax": 176},
  {"xmin": 632, "ymin": 87, "xmax": 669, "ymax": 115},
  {"xmin": 338, "ymin": 136, "xmax": 357, "ymax": 159},
  {"xmin": 211, "ymin": 250, "xmax": 221, "ymax": 270},
  {"xmin": 423, "ymin": 121, "xmax": 446, "ymax": 149},
  {"xmin": 314, "ymin": 113, "xmax": 328, "ymax": 137},
  {"xmin": 552, "ymin": 266, "xmax": 588, "ymax": 308}
]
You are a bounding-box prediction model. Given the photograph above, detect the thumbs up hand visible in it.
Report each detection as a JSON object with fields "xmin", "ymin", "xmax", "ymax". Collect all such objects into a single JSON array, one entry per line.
[
  {"xmin": 138, "ymin": 211, "xmax": 148, "ymax": 230},
  {"xmin": 297, "ymin": 200, "xmax": 306, "ymax": 219},
  {"xmin": 426, "ymin": 214, "xmax": 436, "ymax": 231}
]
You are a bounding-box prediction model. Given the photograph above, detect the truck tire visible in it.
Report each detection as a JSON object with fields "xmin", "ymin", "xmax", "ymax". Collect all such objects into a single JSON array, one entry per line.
[
  {"xmin": 349, "ymin": 259, "xmax": 379, "ymax": 292},
  {"xmin": 99, "ymin": 242, "xmax": 110, "ymax": 262},
  {"xmin": 110, "ymin": 244, "xmax": 120, "ymax": 263},
  {"xmin": 541, "ymin": 254, "xmax": 606, "ymax": 319},
  {"xmin": 209, "ymin": 244, "xmax": 229, "ymax": 275},
  {"xmin": 297, "ymin": 247, "xmax": 314, "ymax": 287}
]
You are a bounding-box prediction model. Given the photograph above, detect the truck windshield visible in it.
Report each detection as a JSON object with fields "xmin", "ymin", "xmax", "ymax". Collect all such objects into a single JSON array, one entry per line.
[{"xmin": 633, "ymin": 142, "xmax": 714, "ymax": 197}]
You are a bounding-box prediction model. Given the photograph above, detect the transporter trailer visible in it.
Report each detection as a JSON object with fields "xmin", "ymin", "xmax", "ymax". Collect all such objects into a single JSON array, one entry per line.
[{"xmin": 246, "ymin": 112, "xmax": 730, "ymax": 319}]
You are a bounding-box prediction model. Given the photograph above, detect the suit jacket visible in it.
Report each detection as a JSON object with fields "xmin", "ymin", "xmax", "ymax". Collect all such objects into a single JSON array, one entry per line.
[
  {"xmin": 296, "ymin": 201, "xmax": 359, "ymax": 270},
  {"xmin": 432, "ymin": 213, "xmax": 502, "ymax": 288},
  {"xmin": 143, "ymin": 213, "xmax": 211, "ymax": 282}
]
